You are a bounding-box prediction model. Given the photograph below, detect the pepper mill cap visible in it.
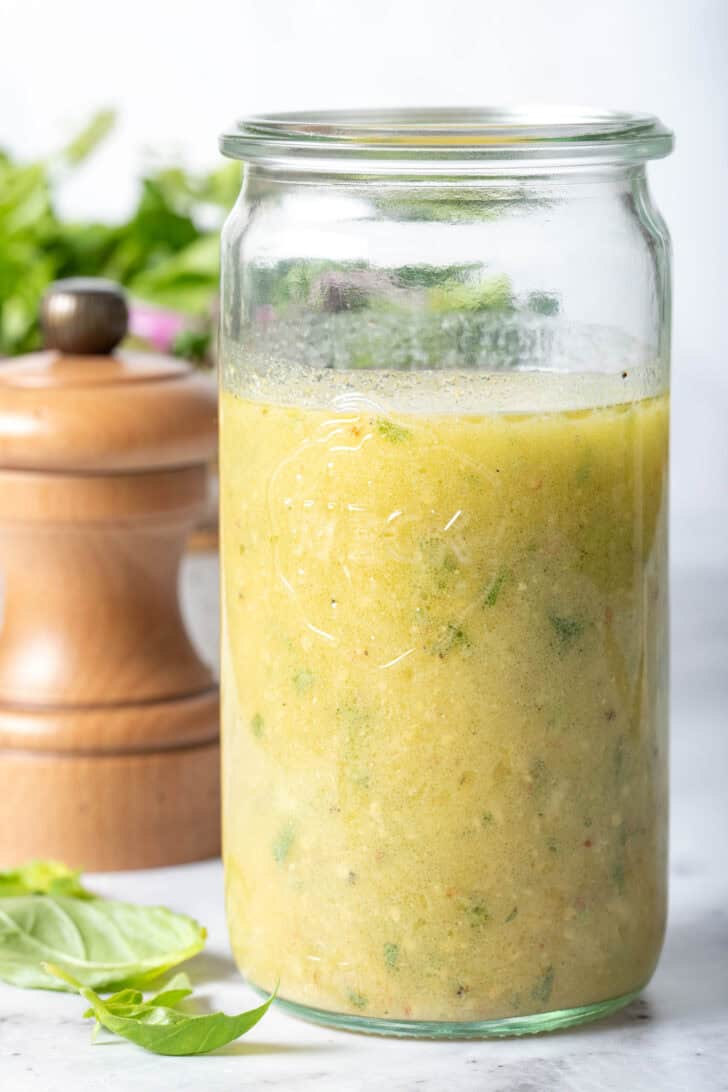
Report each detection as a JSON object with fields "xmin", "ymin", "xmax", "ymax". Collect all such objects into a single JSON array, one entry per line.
[{"xmin": 0, "ymin": 278, "xmax": 217, "ymax": 472}]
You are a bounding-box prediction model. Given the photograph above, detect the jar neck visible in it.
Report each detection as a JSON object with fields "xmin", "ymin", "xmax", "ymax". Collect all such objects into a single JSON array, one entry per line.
[{"xmin": 242, "ymin": 161, "xmax": 648, "ymax": 197}]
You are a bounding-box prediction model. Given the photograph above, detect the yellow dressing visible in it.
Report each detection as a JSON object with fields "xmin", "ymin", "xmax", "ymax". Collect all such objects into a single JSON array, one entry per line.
[{"xmin": 221, "ymin": 381, "xmax": 668, "ymax": 1023}]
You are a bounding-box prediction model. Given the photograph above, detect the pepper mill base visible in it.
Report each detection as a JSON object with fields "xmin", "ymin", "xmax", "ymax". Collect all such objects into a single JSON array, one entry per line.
[{"xmin": 0, "ymin": 690, "xmax": 220, "ymax": 871}]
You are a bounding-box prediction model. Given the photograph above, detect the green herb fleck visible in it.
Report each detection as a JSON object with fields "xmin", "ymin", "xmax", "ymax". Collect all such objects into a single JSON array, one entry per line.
[
  {"xmin": 272, "ymin": 822, "xmax": 295, "ymax": 865},
  {"xmin": 531, "ymin": 965, "xmax": 555, "ymax": 1005},
  {"xmin": 250, "ymin": 713, "xmax": 264, "ymax": 738},
  {"xmin": 383, "ymin": 943, "xmax": 399, "ymax": 969},
  {"xmin": 337, "ymin": 701, "xmax": 370, "ymax": 732},
  {"xmin": 575, "ymin": 459, "xmax": 592, "ymax": 484},
  {"xmin": 470, "ymin": 903, "xmax": 489, "ymax": 925},
  {"xmin": 529, "ymin": 757, "xmax": 550, "ymax": 797},
  {"xmin": 376, "ymin": 418, "xmax": 411, "ymax": 443},
  {"xmin": 460, "ymin": 896, "xmax": 489, "ymax": 928},
  {"xmin": 546, "ymin": 836, "xmax": 559, "ymax": 854},
  {"xmin": 420, "ymin": 537, "xmax": 460, "ymax": 589},
  {"xmin": 293, "ymin": 670, "xmax": 315, "ymax": 694},
  {"xmin": 348, "ymin": 990, "xmax": 368, "ymax": 1009},
  {"xmin": 483, "ymin": 568, "xmax": 509, "ymax": 608},
  {"xmin": 431, "ymin": 623, "xmax": 470, "ymax": 658},
  {"xmin": 549, "ymin": 613, "xmax": 585, "ymax": 650},
  {"xmin": 584, "ymin": 817, "xmax": 593, "ymax": 828},
  {"xmin": 505, "ymin": 906, "xmax": 518, "ymax": 924},
  {"xmin": 481, "ymin": 810, "xmax": 494, "ymax": 827},
  {"xmin": 239, "ymin": 544, "xmax": 246, "ymax": 556}
]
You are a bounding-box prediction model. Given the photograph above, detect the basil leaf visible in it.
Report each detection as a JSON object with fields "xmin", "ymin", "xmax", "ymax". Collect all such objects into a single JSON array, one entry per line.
[
  {"xmin": 0, "ymin": 896, "xmax": 205, "ymax": 991},
  {"xmin": 145, "ymin": 972, "xmax": 194, "ymax": 1009},
  {"xmin": 82, "ymin": 973, "xmax": 193, "ymax": 1019},
  {"xmin": 47, "ymin": 965, "xmax": 275, "ymax": 1056},
  {"xmin": 0, "ymin": 860, "xmax": 94, "ymax": 899},
  {"xmin": 83, "ymin": 986, "xmax": 144, "ymax": 1018}
]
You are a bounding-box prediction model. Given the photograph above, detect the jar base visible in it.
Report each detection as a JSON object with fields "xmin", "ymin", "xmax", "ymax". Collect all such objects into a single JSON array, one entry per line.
[{"xmin": 262, "ymin": 987, "xmax": 642, "ymax": 1039}]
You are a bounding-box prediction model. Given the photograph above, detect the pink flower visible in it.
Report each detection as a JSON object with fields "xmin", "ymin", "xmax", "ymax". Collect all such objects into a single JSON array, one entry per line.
[{"xmin": 129, "ymin": 301, "xmax": 187, "ymax": 352}]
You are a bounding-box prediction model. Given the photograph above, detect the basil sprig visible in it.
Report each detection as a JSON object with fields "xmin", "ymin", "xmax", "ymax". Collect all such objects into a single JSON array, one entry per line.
[{"xmin": 46, "ymin": 964, "xmax": 275, "ymax": 1056}]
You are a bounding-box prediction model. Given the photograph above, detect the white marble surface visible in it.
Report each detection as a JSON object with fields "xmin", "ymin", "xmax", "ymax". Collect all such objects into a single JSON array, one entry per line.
[{"xmin": 1, "ymin": 562, "xmax": 726, "ymax": 1092}]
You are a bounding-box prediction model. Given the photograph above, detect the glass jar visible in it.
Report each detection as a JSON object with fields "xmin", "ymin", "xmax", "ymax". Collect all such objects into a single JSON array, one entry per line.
[{"xmin": 218, "ymin": 108, "xmax": 673, "ymax": 1037}]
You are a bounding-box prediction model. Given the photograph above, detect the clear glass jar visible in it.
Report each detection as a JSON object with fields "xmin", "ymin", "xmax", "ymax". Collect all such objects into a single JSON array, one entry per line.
[{"xmin": 218, "ymin": 108, "xmax": 673, "ymax": 1037}]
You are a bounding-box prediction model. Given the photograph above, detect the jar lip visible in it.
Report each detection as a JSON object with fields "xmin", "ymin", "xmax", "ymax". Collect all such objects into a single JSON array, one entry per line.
[{"xmin": 220, "ymin": 106, "xmax": 673, "ymax": 170}]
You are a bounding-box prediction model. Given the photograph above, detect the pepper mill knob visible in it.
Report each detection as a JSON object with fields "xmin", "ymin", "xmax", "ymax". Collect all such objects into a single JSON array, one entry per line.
[{"xmin": 41, "ymin": 277, "xmax": 129, "ymax": 355}]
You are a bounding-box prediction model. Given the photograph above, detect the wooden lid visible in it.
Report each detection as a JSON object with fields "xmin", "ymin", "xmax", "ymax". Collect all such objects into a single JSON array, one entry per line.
[{"xmin": 0, "ymin": 279, "xmax": 217, "ymax": 472}]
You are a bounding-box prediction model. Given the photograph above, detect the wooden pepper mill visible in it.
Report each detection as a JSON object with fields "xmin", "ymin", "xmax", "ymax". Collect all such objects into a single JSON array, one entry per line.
[{"xmin": 0, "ymin": 279, "xmax": 220, "ymax": 870}]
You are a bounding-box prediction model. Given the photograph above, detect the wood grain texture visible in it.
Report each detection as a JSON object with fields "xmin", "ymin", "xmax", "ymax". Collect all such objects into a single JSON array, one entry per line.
[
  {"xmin": 0, "ymin": 471, "xmax": 212, "ymax": 705},
  {"xmin": 0, "ymin": 350, "xmax": 218, "ymax": 471},
  {"xmin": 0, "ymin": 735, "xmax": 221, "ymax": 870},
  {"xmin": 0, "ymin": 339, "xmax": 221, "ymax": 869}
]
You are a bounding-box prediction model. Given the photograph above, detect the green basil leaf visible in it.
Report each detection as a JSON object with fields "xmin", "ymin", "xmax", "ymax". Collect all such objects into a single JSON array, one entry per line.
[
  {"xmin": 145, "ymin": 972, "xmax": 194, "ymax": 1009},
  {"xmin": 0, "ymin": 860, "xmax": 94, "ymax": 899},
  {"xmin": 46, "ymin": 964, "xmax": 275, "ymax": 1056},
  {"xmin": 0, "ymin": 896, "xmax": 205, "ymax": 991},
  {"xmin": 83, "ymin": 986, "xmax": 144, "ymax": 1018},
  {"xmin": 83, "ymin": 973, "xmax": 193, "ymax": 1019}
]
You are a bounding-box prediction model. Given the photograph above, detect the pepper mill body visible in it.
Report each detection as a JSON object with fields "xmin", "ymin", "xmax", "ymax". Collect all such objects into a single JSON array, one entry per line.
[{"xmin": 0, "ymin": 280, "xmax": 220, "ymax": 869}]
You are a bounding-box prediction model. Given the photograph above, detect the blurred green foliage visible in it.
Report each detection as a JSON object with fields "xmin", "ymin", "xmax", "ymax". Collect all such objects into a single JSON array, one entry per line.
[{"xmin": 0, "ymin": 111, "xmax": 240, "ymax": 357}]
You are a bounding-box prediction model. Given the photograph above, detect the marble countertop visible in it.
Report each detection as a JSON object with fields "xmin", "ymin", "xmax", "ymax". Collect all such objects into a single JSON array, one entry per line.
[{"xmin": 1, "ymin": 563, "xmax": 726, "ymax": 1092}]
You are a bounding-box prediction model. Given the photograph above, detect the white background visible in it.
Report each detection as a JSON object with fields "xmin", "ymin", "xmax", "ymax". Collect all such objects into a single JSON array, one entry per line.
[{"xmin": 1, "ymin": 0, "xmax": 727, "ymax": 563}]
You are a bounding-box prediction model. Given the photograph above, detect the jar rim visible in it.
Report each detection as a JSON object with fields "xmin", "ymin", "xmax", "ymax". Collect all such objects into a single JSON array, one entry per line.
[{"xmin": 220, "ymin": 106, "xmax": 673, "ymax": 171}]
